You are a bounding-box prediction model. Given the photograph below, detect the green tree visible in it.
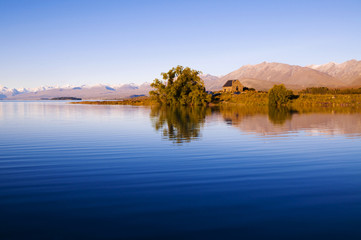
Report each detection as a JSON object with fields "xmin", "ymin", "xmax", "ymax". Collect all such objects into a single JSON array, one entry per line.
[
  {"xmin": 150, "ymin": 66, "xmax": 211, "ymax": 106},
  {"xmin": 268, "ymin": 84, "xmax": 293, "ymax": 106}
]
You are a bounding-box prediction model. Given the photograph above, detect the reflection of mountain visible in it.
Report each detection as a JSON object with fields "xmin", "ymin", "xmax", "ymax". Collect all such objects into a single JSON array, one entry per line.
[
  {"xmin": 150, "ymin": 106, "xmax": 211, "ymax": 144},
  {"xmin": 220, "ymin": 106, "xmax": 361, "ymax": 137}
]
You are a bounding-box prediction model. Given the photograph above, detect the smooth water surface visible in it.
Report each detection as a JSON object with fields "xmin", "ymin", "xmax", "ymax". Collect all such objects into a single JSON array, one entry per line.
[{"xmin": 1, "ymin": 101, "xmax": 361, "ymax": 239}]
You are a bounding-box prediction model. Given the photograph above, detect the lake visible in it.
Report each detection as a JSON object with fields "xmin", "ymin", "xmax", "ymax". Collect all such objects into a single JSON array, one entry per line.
[{"xmin": 1, "ymin": 101, "xmax": 361, "ymax": 239}]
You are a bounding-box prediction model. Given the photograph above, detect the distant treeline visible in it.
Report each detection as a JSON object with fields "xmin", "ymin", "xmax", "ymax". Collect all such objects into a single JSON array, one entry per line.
[
  {"xmin": 51, "ymin": 97, "xmax": 82, "ymax": 100},
  {"xmin": 299, "ymin": 87, "xmax": 361, "ymax": 95},
  {"xmin": 72, "ymin": 96, "xmax": 154, "ymax": 105}
]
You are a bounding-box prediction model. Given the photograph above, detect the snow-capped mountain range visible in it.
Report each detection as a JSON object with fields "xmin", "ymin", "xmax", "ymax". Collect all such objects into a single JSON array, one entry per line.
[
  {"xmin": 0, "ymin": 83, "xmax": 152, "ymax": 100},
  {"xmin": 1, "ymin": 60, "xmax": 361, "ymax": 100}
]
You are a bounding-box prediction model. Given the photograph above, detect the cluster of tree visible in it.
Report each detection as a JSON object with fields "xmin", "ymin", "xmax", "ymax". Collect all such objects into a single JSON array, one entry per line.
[
  {"xmin": 50, "ymin": 97, "xmax": 82, "ymax": 100},
  {"xmin": 150, "ymin": 66, "xmax": 211, "ymax": 106},
  {"xmin": 300, "ymin": 87, "xmax": 361, "ymax": 95},
  {"xmin": 243, "ymin": 87, "xmax": 256, "ymax": 91},
  {"xmin": 268, "ymin": 84, "xmax": 295, "ymax": 105}
]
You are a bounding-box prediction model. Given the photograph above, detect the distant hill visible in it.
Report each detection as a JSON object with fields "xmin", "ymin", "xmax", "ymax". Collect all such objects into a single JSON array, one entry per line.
[
  {"xmin": 351, "ymin": 76, "xmax": 361, "ymax": 87},
  {"xmin": 308, "ymin": 59, "xmax": 361, "ymax": 85},
  {"xmin": 205, "ymin": 62, "xmax": 347, "ymax": 90},
  {"xmin": 200, "ymin": 74, "xmax": 220, "ymax": 88}
]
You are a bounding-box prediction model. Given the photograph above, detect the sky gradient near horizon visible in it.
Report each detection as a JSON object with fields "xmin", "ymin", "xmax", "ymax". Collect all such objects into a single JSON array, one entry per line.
[{"xmin": 1, "ymin": 0, "xmax": 361, "ymax": 89}]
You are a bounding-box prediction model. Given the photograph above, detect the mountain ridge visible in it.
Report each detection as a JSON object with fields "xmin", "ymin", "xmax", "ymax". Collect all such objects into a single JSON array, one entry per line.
[
  {"xmin": 2, "ymin": 60, "xmax": 360, "ymax": 100},
  {"xmin": 204, "ymin": 61, "xmax": 351, "ymax": 90},
  {"xmin": 307, "ymin": 59, "xmax": 361, "ymax": 85}
]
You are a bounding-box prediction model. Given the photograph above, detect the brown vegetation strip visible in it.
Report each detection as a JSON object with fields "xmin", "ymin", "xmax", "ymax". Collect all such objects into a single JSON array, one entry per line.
[{"xmin": 71, "ymin": 93, "xmax": 361, "ymax": 108}]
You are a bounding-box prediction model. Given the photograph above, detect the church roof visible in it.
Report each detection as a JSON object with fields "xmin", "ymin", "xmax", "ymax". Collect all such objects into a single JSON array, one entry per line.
[{"xmin": 223, "ymin": 80, "xmax": 237, "ymax": 87}]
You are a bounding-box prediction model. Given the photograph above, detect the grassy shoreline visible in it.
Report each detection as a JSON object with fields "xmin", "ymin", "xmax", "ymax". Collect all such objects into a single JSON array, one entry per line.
[
  {"xmin": 70, "ymin": 96, "xmax": 155, "ymax": 105},
  {"xmin": 71, "ymin": 92, "xmax": 361, "ymax": 108}
]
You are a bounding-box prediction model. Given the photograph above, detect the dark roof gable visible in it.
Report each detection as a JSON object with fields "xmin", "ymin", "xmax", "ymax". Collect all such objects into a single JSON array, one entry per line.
[{"xmin": 223, "ymin": 80, "xmax": 238, "ymax": 87}]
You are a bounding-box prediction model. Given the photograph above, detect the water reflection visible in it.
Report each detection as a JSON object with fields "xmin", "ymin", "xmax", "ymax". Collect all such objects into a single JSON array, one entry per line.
[
  {"xmin": 150, "ymin": 105, "xmax": 361, "ymax": 142},
  {"xmin": 150, "ymin": 106, "xmax": 212, "ymax": 143},
  {"xmin": 268, "ymin": 106, "xmax": 297, "ymax": 125},
  {"xmin": 221, "ymin": 105, "xmax": 268, "ymax": 125},
  {"xmin": 220, "ymin": 105, "xmax": 361, "ymax": 137},
  {"xmin": 2, "ymin": 103, "xmax": 361, "ymax": 239}
]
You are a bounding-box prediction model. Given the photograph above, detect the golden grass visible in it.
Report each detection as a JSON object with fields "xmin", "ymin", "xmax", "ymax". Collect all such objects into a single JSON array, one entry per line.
[
  {"xmin": 71, "ymin": 96, "xmax": 155, "ymax": 105},
  {"xmin": 71, "ymin": 93, "xmax": 361, "ymax": 111}
]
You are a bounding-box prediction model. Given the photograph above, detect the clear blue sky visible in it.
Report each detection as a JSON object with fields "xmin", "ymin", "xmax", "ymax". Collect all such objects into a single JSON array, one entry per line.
[{"xmin": 1, "ymin": 0, "xmax": 360, "ymax": 88}]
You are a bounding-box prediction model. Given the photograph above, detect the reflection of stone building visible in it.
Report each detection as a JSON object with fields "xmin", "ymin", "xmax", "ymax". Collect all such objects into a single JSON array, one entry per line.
[{"xmin": 222, "ymin": 80, "xmax": 243, "ymax": 92}]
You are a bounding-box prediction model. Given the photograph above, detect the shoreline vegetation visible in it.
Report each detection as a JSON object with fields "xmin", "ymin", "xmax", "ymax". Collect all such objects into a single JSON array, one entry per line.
[
  {"xmin": 72, "ymin": 90, "xmax": 361, "ymax": 108},
  {"xmin": 72, "ymin": 96, "xmax": 154, "ymax": 105},
  {"xmin": 50, "ymin": 97, "xmax": 82, "ymax": 100},
  {"xmin": 71, "ymin": 66, "xmax": 361, "ymax": 110}
]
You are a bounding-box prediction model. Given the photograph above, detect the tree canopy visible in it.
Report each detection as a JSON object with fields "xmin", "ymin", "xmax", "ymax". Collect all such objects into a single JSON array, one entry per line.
[
  {"xmin": 268, "ymin": 84, "xmax": 294, "ymax": 106},
  {"xmin": 150, "ymin": 66, "xmax": 211, "ymax": 105}
]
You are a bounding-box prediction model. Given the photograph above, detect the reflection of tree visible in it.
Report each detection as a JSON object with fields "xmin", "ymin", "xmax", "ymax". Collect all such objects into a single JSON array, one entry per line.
[
  {"xmin": 268, "ymin": 106, "xmax": 297, "ymax": 125},
  {"xmin": 150, "ymin": 106, "xmax": 211, "ymax": 143}
]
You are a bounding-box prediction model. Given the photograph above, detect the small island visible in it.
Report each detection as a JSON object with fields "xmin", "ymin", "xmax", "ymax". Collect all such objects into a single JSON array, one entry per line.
[{"xmin": 51, "ymin": 97, "xmax": 82, "ymax": 100}]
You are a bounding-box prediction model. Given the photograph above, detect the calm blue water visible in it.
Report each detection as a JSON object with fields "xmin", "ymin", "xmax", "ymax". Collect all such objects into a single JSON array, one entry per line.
[{"xmin": 1, "ymin": 101, "xmax": 361, "ymax": 239}]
